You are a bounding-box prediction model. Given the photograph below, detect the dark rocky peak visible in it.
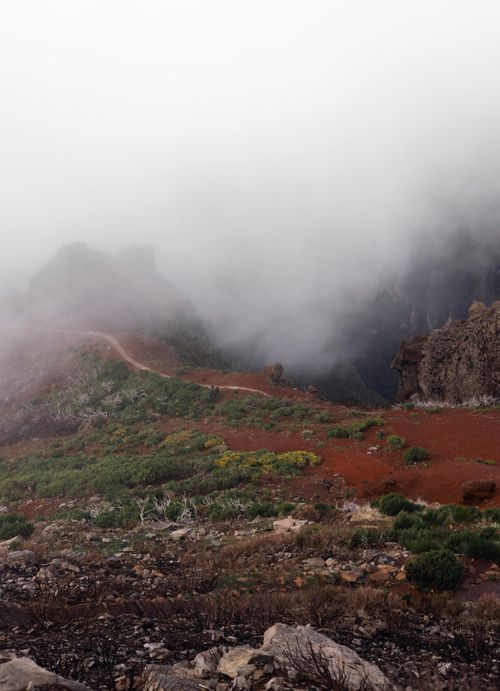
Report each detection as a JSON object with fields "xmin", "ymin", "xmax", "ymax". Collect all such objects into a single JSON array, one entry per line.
[{"xmin": 392, "ymin": 300, "xmax": 500, "ymax": 403}]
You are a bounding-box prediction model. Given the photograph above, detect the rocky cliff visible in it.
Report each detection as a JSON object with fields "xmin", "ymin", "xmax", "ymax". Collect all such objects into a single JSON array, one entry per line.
[{"xmin": 392, "ymin": 301, "xmax": 500, "ymax": 403}]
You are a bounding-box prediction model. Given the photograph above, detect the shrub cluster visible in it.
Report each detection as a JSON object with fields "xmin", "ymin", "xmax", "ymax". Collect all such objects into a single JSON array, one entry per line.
[
  {"xmin": 405, "ymin": 549, "xmax": 464, "ymax": 590},
  {"xmin": 0, "ymin": 513, "xmax": 34, "ymax": 540},
  {"xmin": 404, "ymin": 446, "xmax": 431, "ymax": 463}
]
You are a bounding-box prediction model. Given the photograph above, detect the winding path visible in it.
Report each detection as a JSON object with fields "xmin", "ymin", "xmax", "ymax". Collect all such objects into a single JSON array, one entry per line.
[{"xmin": 3, "ymin": 326, "xmax": 272, "ymax": 398}]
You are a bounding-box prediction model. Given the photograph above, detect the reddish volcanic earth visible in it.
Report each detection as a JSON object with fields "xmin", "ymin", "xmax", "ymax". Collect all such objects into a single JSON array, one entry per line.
[
  {"xmin": 96, "ymin": 332, "xmax": 499, "ymax": 508},
  {"xmin": 3, "ymin": 329, "xmax": 499, "ymax": 508}
]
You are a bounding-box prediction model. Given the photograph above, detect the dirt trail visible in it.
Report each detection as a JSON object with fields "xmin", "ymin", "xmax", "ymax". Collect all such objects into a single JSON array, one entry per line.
[{"xmin": 3, "ymin": 326, "xmax": 272, "ymax": 398}]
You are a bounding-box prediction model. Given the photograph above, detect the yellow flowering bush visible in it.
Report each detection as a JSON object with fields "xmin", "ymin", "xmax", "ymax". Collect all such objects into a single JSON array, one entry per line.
[
  {"xmin": 215, "ymin": 449, "xmax": 320, "ymax": 477},
  {"xmin": 204, "ymin": 436, "xmax": 227, "ymax": 450},
  {"xmin": 160, "ymin": 430, "xmax": 194, "ymax": 447}
]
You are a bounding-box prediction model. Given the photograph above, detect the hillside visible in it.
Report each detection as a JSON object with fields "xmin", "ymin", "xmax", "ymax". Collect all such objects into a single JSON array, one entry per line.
[
  {"xmin": 1, "ymin": 243, "xmax": 226, "ymax": 369},
  {"xmin": 0, "ymin": 327, "xmax": 498, "ymax": 688}
]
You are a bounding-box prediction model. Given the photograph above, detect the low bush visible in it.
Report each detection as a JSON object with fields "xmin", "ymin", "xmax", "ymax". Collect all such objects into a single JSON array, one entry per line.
[
  {"xmin": 405, "ymin": 549, "xmax": 464, "ymax": 590},
  {"xmin": 393, "ymin": 511, "xmax": 424, "ymax": 530},
  {"xmin": 0, "ymin": 513, "xmax": 34, "ymax": 540},
  {"xmin": 327, "ymin": 427, "xmax": 349, "ymax": 439},
  {"xmin": 440, "ymin": 504, "xmax": 481, "ymax": 524},
  {"xmin": 376, "ymin": 493, "xmax": 422, "ymax": 516},
  {"xmin": 350, "ymin": 527, "xmax": 388, "ymax": 547},
  {"xmin": 464, "ymin": 538, "xmax": 500, "ymax": 563},
  {"xmin": 404, "ymin": 446, "xmax": 430, "ymax": 464},
  {"xmin": 386, "ymin": 434, "xmax": 406, "ymax": 450},
  {"xmin": 483, "ymin": 508, "xmax": 500, "ymax": 524}
]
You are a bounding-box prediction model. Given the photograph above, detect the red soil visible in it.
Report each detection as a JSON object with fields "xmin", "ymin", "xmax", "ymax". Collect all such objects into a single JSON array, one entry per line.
[{"xmin": 2, "ymin": 328, "xmax": 499, "ymax": 507}]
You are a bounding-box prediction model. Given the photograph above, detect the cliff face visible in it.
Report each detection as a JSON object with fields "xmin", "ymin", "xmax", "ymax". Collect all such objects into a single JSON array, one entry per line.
[{"xmin": 392, "ymin": 301, "xmax": 500, "ymax": 403}]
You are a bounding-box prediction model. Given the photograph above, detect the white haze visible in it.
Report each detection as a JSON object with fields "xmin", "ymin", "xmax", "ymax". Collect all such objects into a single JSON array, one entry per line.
[{"xmin": 2, "ymin": 1, "xmax": 500, "ymax": 368}]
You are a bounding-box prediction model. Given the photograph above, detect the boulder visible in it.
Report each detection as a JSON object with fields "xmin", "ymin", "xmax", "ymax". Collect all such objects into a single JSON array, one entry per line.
[
  {"xmin": 217, "ymin": 647, "xmax": 272, "ymax": 680},
  {"xmin": 193, "ymin": 647, "xmax": 222, "ymax": 678},
  {"xmin": 263, "ymin": 363, "xmax": 284, "ymax": 385},
  {"xmin": 141, "ymin": 665, "xmax": 204, "ymax": 691},
  {"xmin": 272, "ymin": 517, "xmax": 307, "ymax": 534},
  {"xmin": 462, "ymin": 480, "xmax": 496, "ymax": 502},
  {"xmin": 0, "ymin": 657, "xmax": 91, "ymax": 691},
  {"xmin": 261, "ymin": 623, "xmax": 391, "ymax": 690},
  {"xmin": 5, "ymin": 550, "xmax": 37, "ymax": 566}
]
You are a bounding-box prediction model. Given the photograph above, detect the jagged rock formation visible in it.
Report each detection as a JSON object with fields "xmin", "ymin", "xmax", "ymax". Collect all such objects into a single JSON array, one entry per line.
[{"xmin": 392, "ymin": 301, "xmax": 500, "ymax": 403}]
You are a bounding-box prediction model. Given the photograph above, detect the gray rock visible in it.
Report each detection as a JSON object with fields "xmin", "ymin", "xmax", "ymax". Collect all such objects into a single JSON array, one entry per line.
[
  {"xmin": 217, "ymin": 648, "xmax": 272, "ymax": 680},
  {"xmin": 261, "ymin": 623, "xmax": 392, "ymax": 690},
  {"xmin": 5, "ymin": 550, "xmax": 37, "ymax": 566},
  {"xmin": 193, "ymin": 648, "xmax": 222, "ymax": 678},
  {"xmin": 141, "ymin": 665, "xmax": 205, "ymax": 690},
  {"xmin": 0, "ymin": 657, "xmax": 91, "ymax": 690}
]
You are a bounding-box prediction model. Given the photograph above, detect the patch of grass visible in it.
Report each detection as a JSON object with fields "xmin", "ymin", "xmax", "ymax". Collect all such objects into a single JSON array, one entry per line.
[
  {"xmin": 404, "ymin": 446, "xmax": 431, "ymax": 464},
  {"xmin": 474, "ymin": 458, "xmax": 497, "ymax": 466},
  {"xmin": 327, "ymin": 418, "xmax": 383, "ymax": 442},
  {"xmin": 386, "ymin": 434, "xmax": 406, "ymax": 450}
]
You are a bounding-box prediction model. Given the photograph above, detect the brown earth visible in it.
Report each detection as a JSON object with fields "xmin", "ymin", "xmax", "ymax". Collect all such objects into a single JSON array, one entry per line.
[{"xmin": 1, "ymin": 328, "xmax": 499, "ymax": 507}]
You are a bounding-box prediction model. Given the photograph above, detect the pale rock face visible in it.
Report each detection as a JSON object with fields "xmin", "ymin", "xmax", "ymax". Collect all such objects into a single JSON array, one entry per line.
[
  {"xmin": 216, "ymin": 647, "xmax": 272, "ymax": 679},
  {"xmin": 261, "ymin": 623, "xmax": 392, "ymax": 690},
  {"xmin": 0, "ymin": 657, "xmax": 91, "ymax": 691},
  {"xmin": 272, "ymin": 516, "xmax": 307, "ymax": 534}
]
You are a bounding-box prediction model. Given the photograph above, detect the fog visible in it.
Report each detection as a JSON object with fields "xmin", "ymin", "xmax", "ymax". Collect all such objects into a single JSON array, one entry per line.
[{"xmin": 2, "ymin": 1, "xmax": 500, "ymax": 370}]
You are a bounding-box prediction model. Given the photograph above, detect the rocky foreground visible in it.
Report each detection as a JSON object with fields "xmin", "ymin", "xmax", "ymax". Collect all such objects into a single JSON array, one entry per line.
[{"xmin": 0, "ymin": 508, "xmax": 499, "ymax": 691}]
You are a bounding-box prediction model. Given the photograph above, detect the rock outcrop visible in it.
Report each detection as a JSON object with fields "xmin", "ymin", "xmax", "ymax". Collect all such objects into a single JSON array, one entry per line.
[
  {"xmin": 0, "ymin": 657, "xmax": 91, "ymax": 691},
  {"xmin": 140, "ymin": 623, "xmax": 392, "ymax": 690},
  {"xmin": 392, "ymin": 301, "xmax": 500, "ymax": 403}
]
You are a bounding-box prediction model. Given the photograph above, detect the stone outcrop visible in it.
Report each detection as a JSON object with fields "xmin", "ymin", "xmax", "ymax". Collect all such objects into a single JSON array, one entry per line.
[
  {"xmin": 392, "ymin": 301, "xmax": 500, "ymax": 403},
  {"xmin": 261, "ymin": 623, "xmax": 391, "ymax": 690},
  {"xmin": 263, "ymin": 363, "xmax": 284, "ymax": 385},
  {"xmin": 0, "ymin": 657, "xmax": 91, "ymax": 691},
  {"xmin": 139, "ymin": 623, "xmax": 392, "ymax": 690}
]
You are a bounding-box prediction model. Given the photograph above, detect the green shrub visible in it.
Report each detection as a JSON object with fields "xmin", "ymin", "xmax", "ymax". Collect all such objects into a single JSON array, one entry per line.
[
  {"xmin": 313, "ymin": 502, "xmax": 338, "ymax": 518},
  {"xmin": 421, "ymin": 508, "xmax": 448, "ymax": 526},
  {"xmin": 386, "ymin": 434, "xmax": 406, "ymax": 450},
  {"xmin": 464, "ymin": 538, "xmax": 500, "ymax": 563},
  {"xmin": 0, "ymin": 513, "xmax": 34, "ymax": 540},
  {"xmin": 327, "ymin": 427, "xmax": 349, "ymax": 439},
  {"xmin": 393, "ymin": 512, "xmax": 424, "ymax": 530},
  {"xmin": 403, "ymin": 530, "xmax": 443, "ymax": 554},
  {"xmin": 479, "ymin": 526, "xmax": 498, "ymax": 540},
  {"xmin": 404, "ymin": 446, "xmax": 430, "ymax": 464},
  {"xmin": 350, "ymin": 527, "xmax": 387, "ymax": 547},
  {"xmin": 376, "ymin": 493, "xmax": 422, "ymax": 516},
  {"xmin": 405, "ymin": 550, "xmax": 464, "ymax": 590},
  {"xmin": 313, "ymin": 410, "xmax": 331, "ymax": 423},
  {"xmin": 441, "ymin": 504, "xmax": 481, "ymax": 524},
  {"xmin": 483, "ymin": 508, "xmax": 500, "ymax": 524}
]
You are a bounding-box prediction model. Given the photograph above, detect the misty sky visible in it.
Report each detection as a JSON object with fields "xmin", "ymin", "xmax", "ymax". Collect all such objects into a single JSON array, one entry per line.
[{"xmin": 2, "ymin": 1, "xmax": 500, "ymax": 364}]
